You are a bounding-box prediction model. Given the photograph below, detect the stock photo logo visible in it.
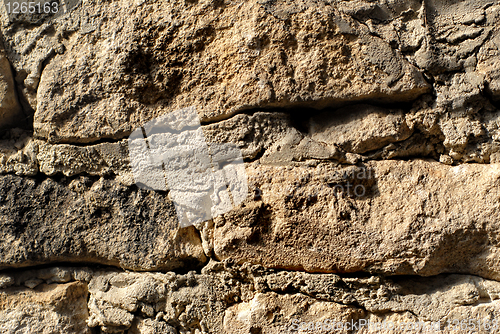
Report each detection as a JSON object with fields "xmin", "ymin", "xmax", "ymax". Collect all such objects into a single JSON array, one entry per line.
[
  {"xmin": 128, "ymin": 106, "xmax": 249, "ymax": 228},
  {"xmin": 3, "ymin": 0, "xmax": 81, "ymax": 22}
]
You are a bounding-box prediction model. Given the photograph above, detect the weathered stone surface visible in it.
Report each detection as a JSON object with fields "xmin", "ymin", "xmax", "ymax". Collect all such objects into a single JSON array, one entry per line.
[
  {"xmin": 5, "ymin": 97, "xmax": 500, "ymax": 181},
  {"xmin": 85, "ymin": 267, "xmax": 243, "ymax": 333},
  {"xmin": 203, "ymin": 112, "xmax": 294, "ymax": 161},
  {"xmin": 0, "ymin": 129, "xmax": 38, "ymax": 176},
  {"xmin": 310, "ymin": 104, "xmax": 412, "ymax": 154},
  {"xmin": 223, "ymin": 292, "xmax": 361, "ymax": 334},
  {"xmin": 214, "ymin": 160, "xmax": 500, "ymax": 279},
  {"xmin": 0, "ymin": 45, "xmax": 23, "ymax": 128},
  {"xmin": 414, "ymin": 0, "xmax": 494, "ymax": 72},
  {"xmin": 0, "ymin": 174, "xmax": 206, "ymax": 271},
  {"xmin": 1, "ymin": 0, "xmax": 500, "ymax": 332},
  {"xmin": 4, "ymin": 264, "xmax": 500, "ymax": 333},
  {"xmin": 0, "ymin": 0, "xmax": 429, "ymax": 144},
  {"xmin": 4, "ymin": 102, "xmax": 500, "ymax": 279},
  {"xmin": 0, "ymin": 281, "xmax": 90, "ymax": 334},
  {"xmin": 478, "ymin": 23, "xmax": 500, "ymax": 99}
]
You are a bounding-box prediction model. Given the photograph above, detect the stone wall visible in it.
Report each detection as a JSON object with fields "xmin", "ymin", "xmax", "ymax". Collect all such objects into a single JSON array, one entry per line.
[{"xmin": 1, "ymin": 0, "xmax": 500, "ymax": 333}]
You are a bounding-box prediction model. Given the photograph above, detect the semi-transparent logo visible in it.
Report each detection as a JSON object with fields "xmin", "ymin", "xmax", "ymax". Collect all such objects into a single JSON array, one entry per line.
[{"xmin": 128, "ymin": 106, "xmax": 248, "ymax": 228}]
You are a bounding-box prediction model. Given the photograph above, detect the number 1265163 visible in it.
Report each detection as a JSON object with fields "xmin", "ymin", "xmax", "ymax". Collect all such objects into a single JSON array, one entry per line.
[{"xmin": 5, "ymin": 1, "xmax": 59, "ymax": 14}]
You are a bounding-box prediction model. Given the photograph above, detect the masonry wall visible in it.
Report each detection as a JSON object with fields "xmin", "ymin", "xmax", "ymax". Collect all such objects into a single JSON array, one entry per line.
[{"xmin": 1, "ymin": 0, "xmax": 500, "ymax": 333}]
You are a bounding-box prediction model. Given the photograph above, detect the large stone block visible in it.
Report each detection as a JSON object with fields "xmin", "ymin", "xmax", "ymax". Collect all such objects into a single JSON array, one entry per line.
[
  {"xmin": 0, "ymin": 281, "xmax": 90, "ymax": 334},
  {"xmin": 0, "ymin": 174, "xmax": 207, "ymax": 271},
  {"xmin": 214, "ymin": 160, "xmax": 500, "ymax": 280},
  {"xmin": 1, "ymin": 0, "xmax": 429, "ymax": 144}
]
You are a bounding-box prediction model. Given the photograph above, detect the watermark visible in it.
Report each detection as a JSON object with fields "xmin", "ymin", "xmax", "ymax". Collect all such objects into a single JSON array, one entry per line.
[
  {"xmin": 3, "ymin": 0, "xmax": 80, "ymax": 23},
  {"xmin": 128, "ymin": 106, "xmax": 248, "ymax": 228},
  {"xmin": 252, "ymin": 166, "xmax": 375, "ymax": 204},
  {"xmin": 290, "ymin": 319, "xmax": 440, "ymax": 332},
  {"xmin": 329, "ymin": 166, "xmax": 373, "ymax": 198},
  {"xmin": 288, "ymin": 318, "xmax": 500, "ymax": 332}
]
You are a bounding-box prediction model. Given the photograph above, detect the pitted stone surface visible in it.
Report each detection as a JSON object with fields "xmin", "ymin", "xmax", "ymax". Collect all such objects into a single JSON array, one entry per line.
[
  {"xmin": 0, "ymin": 174, "xmax": 206, "ymax": 271},
  {"xmin": 0, "ymin": 0, "xmax": 499, "ymax": 333},
  {"xmin": 1, "ymin": 0, "xmax": 429, "ymax": 144},
  {"xmin": 3, "ymin": 264, "xmax": 500, "ymax": 333},
  {"xmin": 214, "ymin": 160, "xmax": 500, "ymax": 279}
]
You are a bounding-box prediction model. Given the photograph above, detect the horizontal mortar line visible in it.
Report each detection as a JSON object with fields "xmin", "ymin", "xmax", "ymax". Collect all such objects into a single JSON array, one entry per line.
[
  {"xmin": 0, "ymin": 262, "xmax": 498, "ymax": 284},
  {"xmin": 0, "ymin": 153, "xmax": 497, "ymax": 182},
  {"xmin": 0, "ymin": 260, "xmax": 206, "ymax": 276},
  {"xmin": 31, "ymin": 95, "xmax": 428, "ymax": 147}
]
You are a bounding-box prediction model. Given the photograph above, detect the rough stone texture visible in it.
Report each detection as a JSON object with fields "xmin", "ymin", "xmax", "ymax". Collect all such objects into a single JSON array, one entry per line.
[
  {"xmin": 80, "ymin": 266, "xmax": 500, "ymax": 333},
  {"xmin": 0, "ymin": 45, "xmax": 23, "ymax": 128},
  {"xmin": 0, "ymin": 281, "xmax": 90, "ymax": 334},
  {"xmin": 0, "ymin": 0, "xmax": 429, "ymax": 144},
  {"xmin": 1, "ymin": 0, "xmax": 500, "ymax": 332},
  {"xmin": 310, "ymin": 104, "xmax": 412, "ymax": 154},
  {"xmin": 2, "ymin": 264, "xmax": 500, "ymax": 333},
  {"xmin": 0, "ymin": 174, "xmax": 206, "ymax": 271},
  {"xmin": 214, "ymin": 160, "xmax": 500, "ymax": 279},
  {"xmin": 223, "ymin": 292, "xmax": 361, "ymax": 334}
]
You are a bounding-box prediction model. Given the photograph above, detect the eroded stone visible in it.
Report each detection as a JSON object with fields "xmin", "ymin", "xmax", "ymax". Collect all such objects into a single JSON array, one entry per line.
[
  {"xmin": 0, "ymin": 0, "xmax": 428, "ymax": 144},
  {"xmin": 0, "ymin": 174, "xmax": 206, "ymax": 271},
  {"xmin": 0, "ymin": 282, "xmax": 90, "ymax": 334},
  {"xmin": 214, "ymin": 160, "xmax": 500, "ymax": 280}
]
